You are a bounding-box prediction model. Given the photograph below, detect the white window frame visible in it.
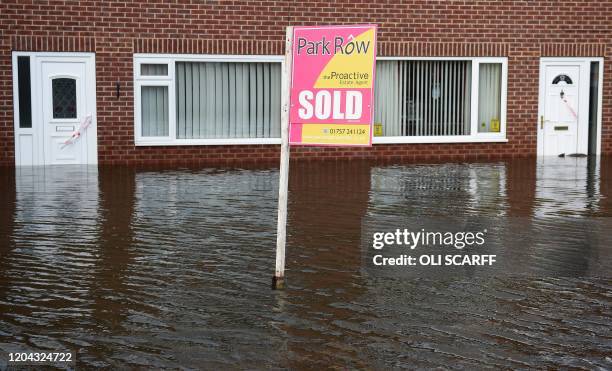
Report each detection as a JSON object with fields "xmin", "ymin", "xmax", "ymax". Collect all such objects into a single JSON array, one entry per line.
[
  {"xmin": 134, "ymin": 54, "xmax": 284, "ymax": 146},
  {"xmin": 373, "ymin": 56, "xmax": 508, "ymax": 144},
  {"xmin": 134, "ymin": 54, "xmax": 507, "ymax": 146}
]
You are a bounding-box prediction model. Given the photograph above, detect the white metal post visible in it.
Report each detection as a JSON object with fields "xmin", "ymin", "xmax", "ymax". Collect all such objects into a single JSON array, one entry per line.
[{"xmin": 273, "ymin": 26, "xmax": 293, "ymax": 290}]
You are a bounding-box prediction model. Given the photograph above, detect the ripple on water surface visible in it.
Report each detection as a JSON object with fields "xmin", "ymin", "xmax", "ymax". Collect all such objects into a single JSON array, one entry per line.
[{"xmin": 0, "ymin": 158, "xmax": 610, "ymax": 368}]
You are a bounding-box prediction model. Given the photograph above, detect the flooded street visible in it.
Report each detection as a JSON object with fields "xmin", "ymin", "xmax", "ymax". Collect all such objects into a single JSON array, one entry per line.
[{"xmin": 0, "ymin": 158, "xmax": 611, "ymax": 369}]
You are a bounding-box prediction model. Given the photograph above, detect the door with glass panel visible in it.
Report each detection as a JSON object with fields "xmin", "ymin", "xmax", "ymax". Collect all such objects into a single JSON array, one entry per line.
[
  {"xmin": 41, "ymin": 60, "xmax": 89, "ymax": 164},
  {"xmin": 539, "ymin": 60, "xmax": 590, "ymax": 156},
  {"xmin": 13, "ymin": 53, "xmax": 97, "ymax": 166}
]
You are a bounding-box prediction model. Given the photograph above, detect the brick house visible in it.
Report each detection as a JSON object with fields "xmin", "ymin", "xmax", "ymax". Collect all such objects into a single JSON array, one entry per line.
[{"xmin": 1, "ymin": 1, "xmax": 609, "ymax": 166}]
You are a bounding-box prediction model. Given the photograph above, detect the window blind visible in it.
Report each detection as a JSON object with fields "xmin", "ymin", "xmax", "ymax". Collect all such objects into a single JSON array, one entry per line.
[
  {"xmin": 375, "ymin": 60, "xmax": 472, "ymax": 136},
  {"xmin": 141, "ymin": 86, "xmax": 169, "ymax": 137},
  {"xmin": 478, "ymin": 63, "xmax": 502, "ymax": 133},
  {"xmin": 176, "ymin": 62, "xmax": 281, "ymax": 139}
]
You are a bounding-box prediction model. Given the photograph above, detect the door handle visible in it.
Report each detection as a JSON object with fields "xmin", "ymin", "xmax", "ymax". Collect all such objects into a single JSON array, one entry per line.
[{"xmin": 540, "ymin": 116, "xmax": 553, "ymax": 129}]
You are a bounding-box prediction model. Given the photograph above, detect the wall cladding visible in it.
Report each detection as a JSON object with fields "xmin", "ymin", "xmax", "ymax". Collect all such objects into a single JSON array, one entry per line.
[{"xmin": 1, "ymin": 0, "xmax": 610, "ymax": 166}]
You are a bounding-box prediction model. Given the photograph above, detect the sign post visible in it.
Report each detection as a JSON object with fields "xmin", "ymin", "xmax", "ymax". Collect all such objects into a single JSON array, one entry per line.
[
  {"xmin": 273, "ymin": 26, "xmax": 293, "ymax": 290},
  {"xmin": 273, "ymin": 24, "xmax": 377, "ymax": 289}
]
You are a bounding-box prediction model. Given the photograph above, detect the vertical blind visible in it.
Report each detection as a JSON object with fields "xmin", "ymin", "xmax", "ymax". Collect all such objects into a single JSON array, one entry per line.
[
  {"xmin": 138, "ymin": 59, "xmax": 500, "ymax": 141},
  {"xmin": 141, "ymin": 86, "xmax": 169, "ymax": 137},
  {"xmin": 176, "ymin": 62, "xmax": 281, "ymax": 139},
  {"xmin": 375, "ymin": 60, "xmax": 472, "ymax": 136},
  {"xmin": 478, "ymin": 63, "xmax": 502, "ymax": 132}
]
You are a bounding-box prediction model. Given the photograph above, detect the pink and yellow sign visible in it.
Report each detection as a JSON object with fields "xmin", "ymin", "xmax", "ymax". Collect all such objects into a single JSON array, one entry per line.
[{"xmin": 289, "ymin": 25, "xmax": 377, "ymax": 146}]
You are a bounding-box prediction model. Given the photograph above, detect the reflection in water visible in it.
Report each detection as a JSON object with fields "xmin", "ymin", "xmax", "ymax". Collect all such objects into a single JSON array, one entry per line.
[
  {"xmin": 284, "ymin": 161, "xmax": 371, "ymax": 368},
  {"xmin": 365, "ymin": 159, "xmax": 611, "ymax": 277},
  {"xmin": 0, "ymin": 166, "xmax": 101, "ymax": 359},
  {"xmin": 369, "ymin": 162, "xmax": 509, "ymax": 217},
  {"xmin": 534, "ymin": 156, "xmax": 601, "ymax": 216},
  {"xmin": 89, "ymin": 167, "xmax": 137, "ymax": 366},
  {"xmin": 0, "ymin": 158, "xmax": 610, "ymax": 368}
]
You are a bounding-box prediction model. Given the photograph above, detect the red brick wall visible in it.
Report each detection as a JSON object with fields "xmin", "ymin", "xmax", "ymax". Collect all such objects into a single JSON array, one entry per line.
[{"xmin": 1, "ymin": 1, "xmax": 610, "ymax": 166}]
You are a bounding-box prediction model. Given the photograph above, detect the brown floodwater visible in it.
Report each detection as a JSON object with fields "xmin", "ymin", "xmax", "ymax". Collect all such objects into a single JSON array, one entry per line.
[{"xmin": 0, "ymin": 157, "xmax": 611, "ymax": 369}]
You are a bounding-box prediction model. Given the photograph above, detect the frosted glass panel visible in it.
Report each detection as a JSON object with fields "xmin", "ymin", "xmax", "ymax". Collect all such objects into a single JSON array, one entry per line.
[{"xmin": 141, "ymin": 64, "xmax": 168, "ymax": 76}]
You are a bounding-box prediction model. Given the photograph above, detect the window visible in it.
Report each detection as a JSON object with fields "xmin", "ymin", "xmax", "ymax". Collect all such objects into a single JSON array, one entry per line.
[
  {"xmin": 141, "ymin": 86, "xmax": 169, "ymax": 137},
  {"xmin": 375, "ymin": 60, "xmax": 472, "ymax": 137},
  {"xmin": 478, "ymin": 63, "xmax": 502, "ymax": 133},
  {"xmin": 134, "ymin": 55, "xmax": 283, "ymax": 145},
  {"xmin": 51, "ymin": 78, "xmax": 77, "ymax": 119},
  {"xmin": 141, "ymin": 64, "xmax": 168, "ymax": 76},
  {"xmin": 374, "ymin": 57, "xmax": 507, "ymax": 143},
  {"xmin": 176, "ymin": 62, "xmax": 281, "ymax": 139},
  {"xmin": 135, "ymin": 55, "xmax": 505, "ymax": 145},
  {"xmin": 552, "ymin": 74, "xmax": 573, "ymax": 85},
  {"xmin": 17, "ymin": 56, "xmax": 32, "ymax": 128}
]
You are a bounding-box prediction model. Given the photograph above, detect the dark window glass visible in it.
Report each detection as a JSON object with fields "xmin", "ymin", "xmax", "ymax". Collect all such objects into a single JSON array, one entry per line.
[
  {"xmin": 17, "ymin": 56, "xmax": 32, "ymax": 128},
  {"xmin": 588, "ymin": 62, "xmax": 599, "ymax": 155},
  {"xmin": 52, "ymin": 78, "xmax": 77, "ymax": 119},
  {"xmin": 552, "ymin": 74, "xmax": 573, "ymax": 85}
]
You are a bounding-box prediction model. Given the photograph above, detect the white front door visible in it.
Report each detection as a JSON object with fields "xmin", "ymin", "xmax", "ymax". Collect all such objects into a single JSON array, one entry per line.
[
  {"xmin": 13, "ymin": 53, "xmax": 97, "ymax": 166},
  {"xmin": 40, "ymin": 57, "xmax": 97, "ymax": 165},
  {"xmin": 538, "ymin": 60, "xmax": 590, "ymax": 156}
]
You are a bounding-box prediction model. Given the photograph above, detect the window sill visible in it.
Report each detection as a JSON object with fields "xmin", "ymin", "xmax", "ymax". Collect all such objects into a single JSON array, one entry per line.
[
  {"xmin": 135, "ymin": 136, "xmax": 508, "ymax": 146},
  {"xmin": 372, "ymin": 136, "xmax": 508, "ymax": 144},
  {"xmin": 135, "ymin": 138, "xmax": 282, "ymax": 146}
]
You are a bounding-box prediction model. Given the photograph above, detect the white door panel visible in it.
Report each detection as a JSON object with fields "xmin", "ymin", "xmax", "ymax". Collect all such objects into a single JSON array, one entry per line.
[
  {"xmin": 41, "ymin": 61, "xmax": 88, "ymax": 165},
  {"xmin": 539, "ymin": 60, "xmax": 590, "ymax": 156}
]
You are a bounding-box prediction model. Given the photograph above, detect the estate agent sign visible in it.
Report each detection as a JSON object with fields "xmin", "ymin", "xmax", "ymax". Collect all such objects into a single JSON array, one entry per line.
[
  {"xmin": 289, "ymin": 25, "xmax": 377, "ymax": 146},
  {"xmin": 274, "ymin": 25, "xmax": 377, "ymax": 289}
]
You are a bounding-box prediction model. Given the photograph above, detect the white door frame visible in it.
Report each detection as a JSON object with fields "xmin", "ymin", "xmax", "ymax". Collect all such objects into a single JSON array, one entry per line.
[
  {"xmin": 12, "ymin": 52, "xmax": 97, "ymax": 166},
  {"xmin": 537, "ymin": 57, "xmax": 604, "ymax": 156}
]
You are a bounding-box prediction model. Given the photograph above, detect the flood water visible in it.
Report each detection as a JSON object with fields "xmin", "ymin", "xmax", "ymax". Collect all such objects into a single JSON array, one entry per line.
[{"xmin": 0, "ymin": 157, "xmax": 611, "ymax": 369}]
